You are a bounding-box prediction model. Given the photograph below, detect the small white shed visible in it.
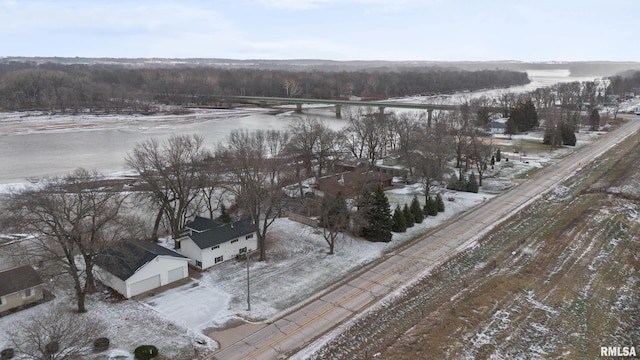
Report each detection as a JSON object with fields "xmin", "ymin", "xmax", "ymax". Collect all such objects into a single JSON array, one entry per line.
[{"xmin": 94, "ymin": 240, "xmax": 189, "ymax": 298}]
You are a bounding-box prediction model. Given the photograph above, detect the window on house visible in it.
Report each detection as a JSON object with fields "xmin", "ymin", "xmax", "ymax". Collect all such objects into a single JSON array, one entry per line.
[
  {"xmin": 215, "ymin": 256, "xmax": 223, "ymax": 264},
  {"xmin": 196, "ymin": 260, "xmax": 202, "ymax": 268},
  {"xmin": 245, "ymin": 234, "xmax": 254, "ymax": 239},
  {"xmin": 239, "ymin": 247, "xmax": 247, "ymax": 254},
  {"xmin": 230, "ymin": 239, "xmax": 238, "ymax": 244},
  {"xmin": 212, "ymin": 245, "xmax": 219, "ymax": 250},
  {"xmin": 23, "ymin": 288, "xmax": 32, "ymax": 298}
]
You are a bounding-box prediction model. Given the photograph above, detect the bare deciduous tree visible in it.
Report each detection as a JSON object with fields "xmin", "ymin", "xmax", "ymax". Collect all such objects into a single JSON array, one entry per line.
[
  {"xmin": 126, "ymin": 134, "xmax": 210, "ymax": 242},
  {"xmin": 318, "ymin": 192, "xmax": 350, "ymax": 255},
  {"xmin": 287, "ymin": 118, "xmax": 341, "ymax": 196},
  {"xmin": 343, "ymin": 107, "xmax": 387, "ymax": 167},
  {"xmin": 217, "ymin": 129, "xmax": 291, "ymax": 261},
  {"xmin": 413, "ymin": 121, "xmax": 452, "ymax": 201},
  {"xmin": 1, "ymin": 168, "xmax": 133, "ymax": 312},
  {"xmin": 6, "ymin": 304, "xmax": 106, "ymax": 360}
]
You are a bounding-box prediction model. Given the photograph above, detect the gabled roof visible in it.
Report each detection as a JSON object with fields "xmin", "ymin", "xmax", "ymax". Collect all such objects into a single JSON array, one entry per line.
[
  {"xmin": 0, "ymin": 265, "xmax": 43, "ymax": 297},
  {"xmin": 185, "ymin": 219, "xmax": 256, "ymax": 249},
  {"xmin": 185, "ymin": 216, "xmax": 226, "ymax": 232},
  {"xmin": 94, "ymin": 240, "xmax": 187, "ymax": 281}
]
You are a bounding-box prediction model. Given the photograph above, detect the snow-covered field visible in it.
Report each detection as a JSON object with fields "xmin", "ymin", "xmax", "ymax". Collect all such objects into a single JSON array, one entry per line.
[{"xmin": 0, "ymin": 110, "xmax": 620, "ymax": 359}]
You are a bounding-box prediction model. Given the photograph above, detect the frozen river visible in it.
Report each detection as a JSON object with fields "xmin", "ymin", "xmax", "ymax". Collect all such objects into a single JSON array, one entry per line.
[{"xmin": 0, "ymin": 69, "xmax": 598, "ymax": 187}]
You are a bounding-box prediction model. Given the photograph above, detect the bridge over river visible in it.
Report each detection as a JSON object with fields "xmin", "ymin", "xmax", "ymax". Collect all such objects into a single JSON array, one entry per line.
[{"xmin": 221, "ymin": 95, "xmax": 466, "ymax": 122}]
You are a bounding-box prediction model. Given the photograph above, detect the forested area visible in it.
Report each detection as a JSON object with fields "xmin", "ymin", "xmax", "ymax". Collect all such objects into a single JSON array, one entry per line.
[
  {"xmin": 608, "ymin": 70, "xmax": 640, "ymax": 95},
  {"xmin": 0, "ymin": 61, "xmax": 529, "ymax": 113}
]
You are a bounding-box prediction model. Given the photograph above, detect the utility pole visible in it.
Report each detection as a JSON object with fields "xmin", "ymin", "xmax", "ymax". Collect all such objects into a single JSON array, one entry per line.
[{"xmin": 246, "ymin": 250, "xmax": 251, "ymax": 311}]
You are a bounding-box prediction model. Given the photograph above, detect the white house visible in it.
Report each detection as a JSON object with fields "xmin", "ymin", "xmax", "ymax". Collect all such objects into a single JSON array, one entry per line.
[
  {"xmin": 0, "ymin": 265, "xmax": 45, "ymax": 314},
  {"xmin": 94, "ymin": 240, "xmax": 189, "ymax": 298},
  {"xmin": 488, "ymin": 118, "xmax": 507, "ymax": 134},
  {"xmin": 176, "ymin": 216, "xmax": 258, "ymax": 270}
]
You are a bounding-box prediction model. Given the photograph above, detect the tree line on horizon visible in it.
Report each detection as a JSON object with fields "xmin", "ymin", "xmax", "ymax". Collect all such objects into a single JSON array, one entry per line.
[{"xmin": 0, "ymin": 62, "xmax": 530, "ymax": 113}]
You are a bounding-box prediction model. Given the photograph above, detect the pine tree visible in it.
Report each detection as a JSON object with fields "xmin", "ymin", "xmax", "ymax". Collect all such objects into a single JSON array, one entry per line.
[
  {"xmin": 436, "ymin": 193, "xmax": 445, "ymax": 212},
  {"xmin": 560, "ymin": 123, "xmax": 577, "ymax": 146},
  {"xmin": 589, "ymin": 108, "xmax": 600, "ymax": 131},
  {"xmin": 410, "ymin": 196, "xmax": 424, "ymax": 223},
  {"xmin": 466, "ymin": 173, "xmax": 479, "ymax": 193},
  {"xmin": 392, "ymin": 205, "xmax": 407, "ymax": 233},
  {"xmin": 496, "ymin": 148, "xmax": 501, "ymax": 162},
  {"xmin": 423, "ymin": 196, "xmax": 431, "ymax": 216},
  {"xmin": 361, "ymin": 186, "xmax": 393, "ymax": 242},
  {"xmin": 403, "ymin": 203, "xmax": 414, "ymax": 228},
  {"xmin": 217, "ymin": 203, "xmax": 231, "ymax": 223},
  {"xmin": 427, "ymin": 195, "xmax": 438, "ymax": 216}
]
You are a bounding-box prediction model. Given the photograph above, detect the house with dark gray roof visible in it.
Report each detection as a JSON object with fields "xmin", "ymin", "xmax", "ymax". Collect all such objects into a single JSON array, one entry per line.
[
  {"xmin": 0, "ymin": 265, "xmax": 45, "ymax": 314},
  {"xmin": 176, "ymin": 216, "xmax": 258, "ymax": 270},
  {"xmin": 94, "ymin": 240, "xmax": 189, "ymax": 298}
]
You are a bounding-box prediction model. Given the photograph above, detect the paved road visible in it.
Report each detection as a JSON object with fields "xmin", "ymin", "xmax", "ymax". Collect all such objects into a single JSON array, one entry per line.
[{"xmin": 206, "ymin": 115, "xmax": 640, "ymax": 360}]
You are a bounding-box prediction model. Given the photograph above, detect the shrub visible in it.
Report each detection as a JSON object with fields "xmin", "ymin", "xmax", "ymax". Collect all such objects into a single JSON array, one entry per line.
[
  {"xmin": 436, "ymin": 193, "xmax": 445, "ymax": 212},
  {"xmin": 403, "ymin": 204, "xmax": 414, "ymax": 228},
  {"xmin": 93, "ymin": 338, "xmax": 110, "ymax": 352},
  {"xmin": 410, "ymin": 196, "xmax": 424, "ymax": 223},
  {"xmin": 392, "ymin": 205, "xmax": 407, "ymax": 233},
  {"xmin": 134, "ymin": 345, "xmax": 158, "ymax": 360},
  {"xmin": 1, "ymin": 348, "xmax": 14, "ymax": 360}
]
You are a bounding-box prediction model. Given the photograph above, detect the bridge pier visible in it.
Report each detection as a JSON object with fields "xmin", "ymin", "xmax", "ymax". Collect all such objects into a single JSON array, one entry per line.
[
  {"xmin": 335, "ymin": 105, "xmax": 342, "ymax": 118},
  {"xmin": 378, "ymin": 107, "xmax": 385, "ymax": 116},
  {"xmin": 295, "ymin": 103, "xmax": 302, "ymax": 113},
  {"xmin": 427, "ymin": 109, "xmax": 433, "ymax": 127}
]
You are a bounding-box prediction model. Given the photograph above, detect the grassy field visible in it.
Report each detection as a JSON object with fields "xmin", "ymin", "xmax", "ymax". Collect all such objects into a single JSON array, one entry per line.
[{"xmin": 308, "ymin": 127, "xmax": 640, "ymax": 359}]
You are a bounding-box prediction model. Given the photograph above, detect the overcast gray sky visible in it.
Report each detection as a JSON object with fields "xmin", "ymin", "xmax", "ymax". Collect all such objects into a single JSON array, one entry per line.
[{"xmin": 1, "ymin": 0, "xmax": 637, "ymax": 61}]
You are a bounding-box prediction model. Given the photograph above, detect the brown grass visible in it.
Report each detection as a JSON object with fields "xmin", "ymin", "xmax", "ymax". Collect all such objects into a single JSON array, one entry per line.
[{"xmin": 309, "ymin": 129, "xmax": 640, "ymax": 360}]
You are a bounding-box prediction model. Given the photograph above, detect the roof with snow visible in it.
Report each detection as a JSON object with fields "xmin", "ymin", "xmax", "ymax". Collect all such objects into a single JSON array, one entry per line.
[
  {"xmin": 183, "ymin": 218, "xmax": 256, "ymax": 249},
  {"xmin": 0, "ymin": 265, "xmax": 43, "ymax": 297},
  {"xmin": 94, "ymin": 240, "xmax": 187, "ymax": 281}
]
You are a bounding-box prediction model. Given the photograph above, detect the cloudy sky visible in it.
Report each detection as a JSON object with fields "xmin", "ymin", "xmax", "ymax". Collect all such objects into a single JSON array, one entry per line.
[{"xmin": 1, "ymin": 0, "xmax": 637, "ymax": 61}]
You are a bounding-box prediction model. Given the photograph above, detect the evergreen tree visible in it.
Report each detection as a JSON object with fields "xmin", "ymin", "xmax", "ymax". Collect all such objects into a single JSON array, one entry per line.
[
  {"xmin": 436, "ymin": 193, "xmax": 445, "ymax": 212},
  {"xmin": 427, "ymin": 195, "xmax": 438, "ymax": 216},
  {"xmin": 508, "ymin": 100, "xmax": 538, "ymax": 133},
  {"xmin": 361, "ymin": 186, "xmax": 393, "ymax": 242},
  {"xmin": 496, "ymin": 148, "xmax": 501, "ymax": 162},
  {"xmin": 560, "ymin": 123, "xmax": 577, "ymax": 146},
  {"xmin": 466, "ymin": 173, "xmax": 479, "ymax": 193},
  {"xmin": 410, "ymin": 196, "xmax": 424, "ymax": 223},
  {"xmin": 217, "ymin": 203, "xmax": 231, "ymax": 223},
  {"xmin": 392, "ymin": 205, "xmax": 407, "ymax": 233},
  {"xmin": 423, "ymin": 196, "xmax": 431, "ymax": 216},
  {"xmin": 403, "ymin": 203, "xmax": 414, "ymax": 228},
  {"xmin": 589, "ymin": 108, "xmax": 600, "ymax": 131},
  {"xmin": 522, "ymin": 99, "xmax": 539, "ymax": 130},
  {"xmin": 504, "ymin": 116, "xmax": 517, "ymax": 138}
]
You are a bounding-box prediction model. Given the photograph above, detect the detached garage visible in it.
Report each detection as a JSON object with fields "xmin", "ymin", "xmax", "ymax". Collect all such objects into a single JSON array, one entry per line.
[{"xmin": 94, "ymin": 240, "xmax": 189, "ymax": 299}]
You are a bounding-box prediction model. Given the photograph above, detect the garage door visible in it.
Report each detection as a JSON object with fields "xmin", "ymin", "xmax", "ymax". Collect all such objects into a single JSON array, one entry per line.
[
  {"xmin": 129, "ymin": 274, "xmax": 161, "ymax": 297},
  {"xmin": 167, "ymin": 267, "xmax": 184, "ymax": 283}
]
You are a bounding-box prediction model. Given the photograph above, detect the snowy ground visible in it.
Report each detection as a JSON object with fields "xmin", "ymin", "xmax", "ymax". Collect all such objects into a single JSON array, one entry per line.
[{"xmin": 0, "ymin": 112, "xmax": 618, "ymax": 359}]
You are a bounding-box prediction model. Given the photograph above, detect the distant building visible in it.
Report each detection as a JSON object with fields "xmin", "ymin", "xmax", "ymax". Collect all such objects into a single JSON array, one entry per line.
[
  {"xmin": 0, "ymin": 265, "xmax": 45, "ymax": 314},
  {"xmin": 487, "ymin": 118, "xmax": 507, "ymax": 134}
]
